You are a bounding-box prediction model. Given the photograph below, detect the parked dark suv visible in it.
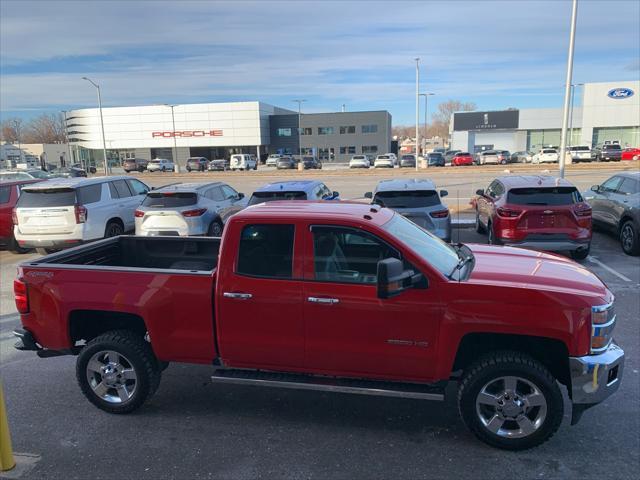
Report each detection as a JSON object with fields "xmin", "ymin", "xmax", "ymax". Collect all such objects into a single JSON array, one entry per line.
[
  {"xmin": 593, "ymin": 144, "xmax": 622, "ymax": 162},
  {"xmin": 584, "ymin": 172, "xmax": 640, "ymax": 256},
  {"xmin": 122, "ymin": 158, "xmax": 148, "ymax": 173}
]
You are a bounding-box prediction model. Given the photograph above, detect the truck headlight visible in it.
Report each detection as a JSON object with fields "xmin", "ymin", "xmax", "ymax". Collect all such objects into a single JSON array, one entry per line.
[{"xmin": 591, "ymin": 301, "xmax": 615, "ymax": 354}]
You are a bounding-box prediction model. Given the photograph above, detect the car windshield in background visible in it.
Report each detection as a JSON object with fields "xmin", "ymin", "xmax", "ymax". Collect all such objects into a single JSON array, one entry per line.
[
  {"xmin": 382, "ymin": 213, "xmax": 459, "ymax": 277},
  {"xmin": 17, "ymin": 188, "xmax": 77, "ymax": 207},
  {"xmin": 571, "ymin": 146, "xmax": 590, "ymax": 151},
  {"xmin": 507, "ymin": 187, "xmax": 582, "ymax": 205},
  {"xmin": 374, "ymin": 190, "xmax": 440, "ymax": 208},
  {"xmin": 248, "ymin": 191, "xmax": 307, "ymax": 205},
  {"xmin": 542, "ymin": 149, "xmax": 557, "ymax": 154},
  {"xmin": 142, "ymin": 192, "xmax": 197, "ymax": 207},
  {"xmin": 603, "ymin": 145, "xmax": 621, "ymax": 150}
]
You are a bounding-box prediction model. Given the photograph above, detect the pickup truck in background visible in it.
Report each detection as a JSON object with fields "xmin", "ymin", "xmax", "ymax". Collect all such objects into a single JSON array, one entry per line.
[{"xmin": 13, "ymin": 201, "xmax": 624, "ymax": 450}]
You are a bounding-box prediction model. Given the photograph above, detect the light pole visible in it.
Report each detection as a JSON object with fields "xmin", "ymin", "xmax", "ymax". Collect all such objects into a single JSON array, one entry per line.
[
  {"xmin": 419, "ymin": 93, "xmax": 435, "ymax": 153},
  {"xmin": 558, "ymin": 0, "xmax": 578, "ymax": 179},
  {"xmin": 13, "ymin": 120, "xmax": 23, "ymax": 167},
  {"xmin": 415, "ymin": 58, "xmax": 420, "ymax": 171},
  {"xmin": 164, "ymin": 104, "xmax": 180, "ymax": 172},
  {"xmin": 61, "ymin": 110, "xmax": 73, "ymax": 168},
  {"xmin": 569, "ymin": 83, "xmax": 583, "ymax": 147},
  {"xmin": 292, "ymin": 99, "xmax": 306, "ymax": 157},
  {"xmin": 82, "ymin": 77, "xmax": 108, "ymax": 175}
]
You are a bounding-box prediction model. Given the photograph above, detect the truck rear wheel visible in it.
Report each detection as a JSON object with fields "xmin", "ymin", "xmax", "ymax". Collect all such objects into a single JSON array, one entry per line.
[
  {"xmin": 76, "ymin": 330, "xmax": 161, "ymax": 414},
  {"xmin": 457, "ymin": 351, "xmax": 563, "ymax": 450}
]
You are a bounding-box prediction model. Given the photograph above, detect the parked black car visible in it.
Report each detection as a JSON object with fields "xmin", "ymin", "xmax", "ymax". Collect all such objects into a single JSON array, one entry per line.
[
  {"xmin": 427, "ymin": 152, "xmax": 445, "ymax": 167},
  {"xmin": 593, "ymin": 144, "xmax": 622, "ymax": 162},
  {"xmin": 276, "ymin": 156, "xmax": 297, "ymax": 169},
  {"xmin": 186, "ymin": 157, "xmax": 209, "ymax": 172},
  {"xmin": 302, "ymin": 156, "xmax": 322, "ymax": 169},
  {"xmin": 122, "ymin": 158, "xmax": 148, "ymax": 173},
  {"xmin": 51, "ymin": 167, "xmax": 87, "ymax": 178},
  {"xmin": 585, "ymin": 171, "xmax": 640, "ymax": 255}
]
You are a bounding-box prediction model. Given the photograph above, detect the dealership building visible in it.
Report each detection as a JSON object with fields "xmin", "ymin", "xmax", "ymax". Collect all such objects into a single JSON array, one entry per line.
[
  {"xmin": 450, "ymin": 80, "xmax": 640, "ymax": 153},
  {"xmin": 65, "ymin": 101, "xmax": 391, "ymax": 167}
]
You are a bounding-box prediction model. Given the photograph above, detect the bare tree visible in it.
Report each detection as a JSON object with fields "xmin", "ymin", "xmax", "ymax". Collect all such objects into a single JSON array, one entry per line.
[
  {"xmin": 23, "ymin": 113, "xmax": 66, "ymax": 143},
  {"xmin": 393, "ymin": 99, "xmax": 477, "ymax": 141},
  {"xmin": 431, "ymin": 99, "xmax": 477, "ymax": 125},
  {"xmin": 0, "ymin": 118, "xmax": 23, "ymax": 143}
]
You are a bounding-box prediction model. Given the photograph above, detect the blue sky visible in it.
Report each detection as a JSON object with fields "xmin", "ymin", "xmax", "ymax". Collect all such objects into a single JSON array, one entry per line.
[{"xmin": 1, "ymin": 0, "xmax": 639, "ymax": 125}]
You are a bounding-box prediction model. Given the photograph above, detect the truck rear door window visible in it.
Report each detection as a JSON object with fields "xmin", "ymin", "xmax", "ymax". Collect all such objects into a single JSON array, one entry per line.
[
  {"xmin": 507, "ymin": 187, "xmax": 582, "ymax": 205},
  {"xmin": 77, "ymin": 184, "xmax": 102, "ymax": 204},
  {"xmin": 142, "ymin": 192, "xmax": 198, "ymax": 207},
  {"xmin": 237, "ymin": 224, "xmax": 294, "ymax": 278},
  {"xmin": 17, "ymin": 188, "xmax": 77, "ymax": 207},
  {"xmin": 374, "ymin": 190, "xmax": 440, "ymax": 208},
  {"xmin": 248, "ymin": 191, "xmax": 307, "ymax": 205}
]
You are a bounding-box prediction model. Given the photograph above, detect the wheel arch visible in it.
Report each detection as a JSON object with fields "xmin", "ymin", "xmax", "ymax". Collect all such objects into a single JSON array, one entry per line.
[
  {"xmin": 69, "ymin": 310, "xmax": 147, "ymax": 347},
  {"xmin": 451, "ymin": 332, "xmax": 571, "ymax": 388}
]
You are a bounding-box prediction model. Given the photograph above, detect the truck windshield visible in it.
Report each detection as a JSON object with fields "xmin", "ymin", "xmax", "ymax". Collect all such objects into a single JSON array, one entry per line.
[
  {"xmin": 382, "ymin": 213, "xmax": 459, "ymax": 277},
  {"xmin": 374, "ymin": 191, "xmax": 440, "ymax": 208},
  {"xmin": 248, "ymin": 191, "xmax": 307, "ymax": 205},
  {"xmin": 507, "ymin": 187, "xmax": 582, "ymax": 205},
  {"xmin": 142, "ymin": 192, "xmax": 197, "ymax": 207},
  {"xmin": 17, "ymin": 188, "xmax": 77, "ymax": 207}
]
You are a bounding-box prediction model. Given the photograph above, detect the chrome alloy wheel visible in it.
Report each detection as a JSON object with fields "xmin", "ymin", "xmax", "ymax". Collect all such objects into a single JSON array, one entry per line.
[
  {"xmin": 621, "ymin": 223, "xmax": 634, "ymax": 252},
  {"xmin": 86, "ymin": 350, "xmax": 138, "ymax": 404},
  {"xmin": 475, "ymin": 376, "xmax": 547, "ymax": 439}
]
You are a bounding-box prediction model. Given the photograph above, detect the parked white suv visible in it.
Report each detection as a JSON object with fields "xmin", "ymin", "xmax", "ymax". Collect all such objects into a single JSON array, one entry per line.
[
  {"xmin": 13, "ymin": 176, "xmax": 150, "ymax": 254},
  {"xmin": 230, "ymin": 154, "xmax": 258, "ymax": 171},
  {"xmin": 147, "ymin": 158, "xmax": 175, "ymax": 172},
  {"xmin": 568, "ymin": 145, "xmax": 592, "ymax": 163},
  {"xmin": 532, "ymin": 148, "xmax": 560, "ymax": 164}
]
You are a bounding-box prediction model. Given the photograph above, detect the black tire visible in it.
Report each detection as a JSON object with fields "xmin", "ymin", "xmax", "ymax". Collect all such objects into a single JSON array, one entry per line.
[
  {"xmin": 475, "ymin": 209, "xmax": 485, "ymax": 234},
  {"xmin": 161, "ymin": 167, "xmax": 166, "ymax": 172},
  {"xmin": 76, "ymin": 330, "xmax": 161, "ymax": 414},
  {"xmin": 458, "ymin": 351, "xmax": 563, "ymax": 450},
  {"xmin": 8, "ymin": 234, "xmax": 31, "ymax": 254},
  {"xmin": 487, "ymin": 222, "xmax": 500, "ymax": 245},
  {"xmin": 570, "ymin": 244, "xmax": 590, "ymax": 260},
  {"xmin": 186, "ymin": 167, "xmax": 192, "ymax": 172},
  {"xmin": 253, "ymin": 164, "xmax": 258, "ymax": 170},
  {"xmin": 105, "ymin": 221, "xmax": 124, "ymax": 238},
  {"xmin": 620, "ymin": 220, "xmax": 640, "ymax": 256},
  {"xmin": 208, "ymin": 219, "xmax": 223, "ymax": 237}
]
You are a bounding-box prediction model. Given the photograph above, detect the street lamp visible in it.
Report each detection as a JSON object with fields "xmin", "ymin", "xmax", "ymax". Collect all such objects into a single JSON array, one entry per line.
[
  {"xmin": 558, "ymin": 0, "xmax": 578, "ymax": 179},
  {"xmin": 415, "ymin": 58, "xmax": 420, "ymax": 171},
  {"xmin": 163, "ymin": 104, "xmax": 180, "ymax": 173},
  {"xmin": 569, "ymin": 83, "xmax": 583, "ymax": 147},
  {"xmin": 81, "ymin": 77, "xmax": 108, "ymax": 175},
  {"xmin": 13, "ymin": 120, "xmax": 23, "ymax": 167},
  {"xmin": 292, "ymin": 99, "xmax": 306, "ymax": 157},
  {"xmin": 419, "ymin": 93, "xmax": 435, "ymax": 155}
]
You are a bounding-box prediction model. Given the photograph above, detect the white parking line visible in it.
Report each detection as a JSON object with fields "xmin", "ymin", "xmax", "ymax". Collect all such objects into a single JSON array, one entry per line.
[{"xmin": 587, "ymin": 256, "xmax": 632, "ymax": 282}]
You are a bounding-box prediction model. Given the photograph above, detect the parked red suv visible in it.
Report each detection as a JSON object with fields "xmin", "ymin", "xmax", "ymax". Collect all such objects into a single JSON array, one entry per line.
[
  {"xmin": 473, "ymin": 176, "xmax": 592, "ymax": 259},
  {"xmin": 452, "ymin": 152, "xmax": 474, "ymax": 166},
  {"xmin": 0, "ymin": 179, "xmax": 42, "ymax": 253}
]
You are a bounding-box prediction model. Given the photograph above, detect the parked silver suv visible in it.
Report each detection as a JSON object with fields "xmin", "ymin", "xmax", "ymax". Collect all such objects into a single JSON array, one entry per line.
[
  {"xmin": 364, "ymin": 178, "xmax": 451, "ymax": 242},
  {"xmin": 135, "ymin": 182, "xmax": 246, "ymax": 237},
  {"xmin": 13, "ymin": 176, "xmax": 150, "ymax": 254}
]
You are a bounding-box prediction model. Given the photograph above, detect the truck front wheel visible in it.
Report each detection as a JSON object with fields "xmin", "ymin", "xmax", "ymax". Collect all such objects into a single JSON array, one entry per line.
[
  {"xmin": 76, "ymin": 330, "xmax": 161, "ymax": 414},
  {"xmin": 457, "ymin": 351, "xmax": 563, "ymax": 450}
]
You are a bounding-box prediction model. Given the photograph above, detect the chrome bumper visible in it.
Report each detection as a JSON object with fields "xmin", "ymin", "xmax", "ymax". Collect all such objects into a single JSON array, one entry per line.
[{"xmin": 569, "ymin": 342, "xmax": 624, "ymax": 424}]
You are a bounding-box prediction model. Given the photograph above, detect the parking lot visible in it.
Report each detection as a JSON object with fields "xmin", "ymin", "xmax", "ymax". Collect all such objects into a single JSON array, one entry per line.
[{"xmin": 1, "ymin": 162, "xmax": 639, "ymax": 479}]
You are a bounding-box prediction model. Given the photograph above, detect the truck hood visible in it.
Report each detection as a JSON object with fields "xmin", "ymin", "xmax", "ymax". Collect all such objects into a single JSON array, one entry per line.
[{"xmin": 466, "ymin": 243, "xmax": 607, "ymax": 296}]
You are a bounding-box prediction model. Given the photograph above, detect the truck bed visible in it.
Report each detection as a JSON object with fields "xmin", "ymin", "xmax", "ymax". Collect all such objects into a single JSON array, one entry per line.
[{"xmin": 28, "ymin": 236, "xmax": 220, "ymax": 272}]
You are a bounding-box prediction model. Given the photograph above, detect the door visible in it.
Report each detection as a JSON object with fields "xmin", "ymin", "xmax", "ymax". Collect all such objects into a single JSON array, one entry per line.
[
  {"xmin": 611, "ymin": 176, "xmax": 639, "ymax": 225},
  {"xmin": 109, "ymin": 179, "xmax": 138, "ymax": 231},
  {"xmin": 302, "ymin": 225, "xmax": 441, "ymax": 381},
  {"xmin": 0, "ymin": 185, "xmax": 15, "ymax": 239},
  {"xmin": 592, "ymin": 176, "xmax": 623, "ymax": 227},
  {"xmin": 216, "ymin": 222, "xmax": 305, "ymax": 369},
  {"xmin": 219, "ymin": 185, "xmax": 244, "ymax": 220}
]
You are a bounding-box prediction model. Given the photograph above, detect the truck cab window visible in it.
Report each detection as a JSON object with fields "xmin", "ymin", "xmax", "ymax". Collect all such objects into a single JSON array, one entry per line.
[
  {"xmin": 312, "ymin": 226, "xmax": 398, "ymax": 284},
  {"xmin": 237, "ymin": 224, "xmax": 295, "ymax": 278}
]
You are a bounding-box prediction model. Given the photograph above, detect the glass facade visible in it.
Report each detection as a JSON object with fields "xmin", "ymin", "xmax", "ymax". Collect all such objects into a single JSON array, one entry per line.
[{"xmin": 592, "ymin": 126, "xmax": 639, "ymax": 148}]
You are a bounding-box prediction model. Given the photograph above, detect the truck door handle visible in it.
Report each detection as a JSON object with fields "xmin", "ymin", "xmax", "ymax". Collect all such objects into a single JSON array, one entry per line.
[
  {"xmin": 307, "ymin": 297, "xmax": 339, "ymax": 304},
  {"xmin": 223, "ymin": 292, "xmax": 253, "ymax": 300}
]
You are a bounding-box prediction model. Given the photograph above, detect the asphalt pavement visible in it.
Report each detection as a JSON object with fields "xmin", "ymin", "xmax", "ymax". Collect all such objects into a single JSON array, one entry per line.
[{"xmin": 0, "ymin": 223, "xmax": 638, "ymax": 479}]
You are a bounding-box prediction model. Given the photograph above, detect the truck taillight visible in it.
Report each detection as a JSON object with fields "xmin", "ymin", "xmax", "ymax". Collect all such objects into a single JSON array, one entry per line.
[
  {"xmin": 14, "ymin": 278, "xmax": 29, "ymax": 314},
  {"xmin": 429, "ymin": 209, "xmax": 449, "ymax": 218},
  {"xmin": 12, "ymin": 207, "xmax": 18, "ymax": 225},
  {"xmin": 182, "ymin": 208, "xmax": 207, "ymax": 217},
  {"xmin": 497, "ymin": 207, "xmax": 521, "ymax": 218},
  {"xmin": 134, "ymin": 210, "xmax": 145, "ymax": 218},
  {"xmin": 75, "ymin": 205, "xmax": 87, "ymax": 224}
]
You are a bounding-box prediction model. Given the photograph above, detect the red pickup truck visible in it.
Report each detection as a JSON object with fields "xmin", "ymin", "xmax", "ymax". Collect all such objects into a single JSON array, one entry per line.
[{"xmin": 13, "ymin": 201, "xmax": 624, "ymax": 450}]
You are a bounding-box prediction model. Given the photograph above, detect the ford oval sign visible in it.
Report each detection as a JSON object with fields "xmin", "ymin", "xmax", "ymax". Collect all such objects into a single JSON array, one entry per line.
[{"xmin": 607, "ymin": 88, "xmax": 634, "ymax": 99}]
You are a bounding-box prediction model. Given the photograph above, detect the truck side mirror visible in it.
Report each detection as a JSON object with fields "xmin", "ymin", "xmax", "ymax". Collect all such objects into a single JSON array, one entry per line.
[
  {"xmin": 475, "ymin": 189, "xmax": 485, "ymax": 196},
  {"xmin": 440, "ymin": 190, "xmax": 448, "ymax": 197},
  {"xmin": 376, "ymin": 258, "xmax": 423, "ymax": 299},
  {"xmin": 590, "ymin": 185, "xmax": 600, "ymax": 193},
  {"xmin": 364, "ymin": 192, "xmax": 372, "ymax": 199},
  {"xmin": 237, "ymin": 192, "xmax": 245, "ymax": 199}
]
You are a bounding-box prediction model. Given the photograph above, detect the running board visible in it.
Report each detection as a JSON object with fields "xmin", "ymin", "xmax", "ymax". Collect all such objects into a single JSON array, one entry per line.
[{"xmin": 211, "ymin": 369, "xmax": 445, "ymax": 401}]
